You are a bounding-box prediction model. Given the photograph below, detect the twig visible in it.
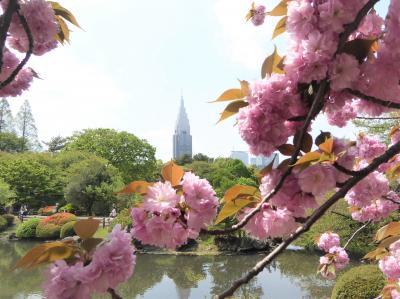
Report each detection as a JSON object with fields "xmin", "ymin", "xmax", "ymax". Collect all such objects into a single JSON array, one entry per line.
[
  {"xmin": 383, "ymin": 195, "xmax": 400, "ymax": 205},
  {"xmin": 336, "ymin": 0, "xmax": 380, "ymax": 53},
  {"xmin": 333, "ymin": 162, "xmax": 359, "ymax": 176},
  {"xmin": 331, "ymin": 211, "xmax": 352, "ymax": 220},
  {"xmin": 347, "ymin": 89, "xmax": 400, "ymax": 110},
  {"xmin": 0, "ymin": 0, "xmax": 17, "ymax": 72},
  {"xmin": 216, "ymin": 139, "xmax": 400, "ymax": 299},
  {"xmin": 107, "ymin": 288, "xmax": 122, "ymax": 299},
  {"xmin": 343, "ymin": 221, "xmax": 371, "ymax": 249},
  {"xmin": 0, "ymin": 7, "xmax": 33, "ymax": 90},
  {"xmin": 356, "ymin": 116, "xmax": 400, "ymax": 120}
]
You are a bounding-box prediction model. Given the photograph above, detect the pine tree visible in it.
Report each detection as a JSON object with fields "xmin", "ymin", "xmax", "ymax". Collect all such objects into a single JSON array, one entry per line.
[
  {"xmin": 15, "ymin": 100, "xmax": 40, "ymax": 151},
  {"xmin": 0, "ymin": 98, "xmax": 14, "ymax": 133}
]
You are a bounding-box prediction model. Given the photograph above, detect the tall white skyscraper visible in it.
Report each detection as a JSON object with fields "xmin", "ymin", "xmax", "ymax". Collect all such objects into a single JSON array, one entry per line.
[{"xmin": 173, "ymin": 97, "xmax": 192, "ymax": 159}]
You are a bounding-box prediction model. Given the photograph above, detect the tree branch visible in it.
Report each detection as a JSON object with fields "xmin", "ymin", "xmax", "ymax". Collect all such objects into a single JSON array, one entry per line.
[
  {"xmin": 356, "ymin": 116, "xmax": 400, "ymax": 120},
  {"xmin": 343, "ymin": 221, "xmax": 371, "ymax": 249},
  {"xmin": 216, "ymin": 139, "xmax": 400, "ymax": 299},
  {"xmin": 331, "ymin": 211, "xmax": 352, "ymax": 220},
  {"xmin": 0, "ymin": 0, "xmax": 17, "ymax": 72},
  {"xmin": 206, "ymin": 81, "xmax": 329, "ymax": 236},
  {"xmin": 333, "ymin": 162, "xmax": 359, "ymax": 176},
  {"xmin": 336, "ymin": 0, "xmax": 380, "ymax": 53},
  {"xmin": 347, "ymin": 89, "xmax": 400, "ymax": 110},
  {"xmin": 107, "ymin": 288, "xmax": 122, "ymax": 299},
  {"xmin": 0, "ymin": 6, "xmax": 33, "ymax": 90}
]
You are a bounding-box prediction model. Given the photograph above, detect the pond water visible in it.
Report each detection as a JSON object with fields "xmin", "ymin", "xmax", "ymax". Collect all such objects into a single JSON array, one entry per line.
[{"xmin": 0, "ymin": 240, "xmax": 346, "ymax": 299}]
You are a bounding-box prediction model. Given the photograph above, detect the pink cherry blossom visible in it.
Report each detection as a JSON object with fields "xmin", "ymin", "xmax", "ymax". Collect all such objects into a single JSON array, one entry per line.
[
  {"xmin": 329, "ymin": 54, "xmax": 360, "ymax": 91},
  {"xmin": 8, "ymin": 0, "xmax": 59, "ymax": 55},
  {"xmin": 317, "ymin": 232, "xmax": 341, "ymax": 252},
  {"xmin": 239, "ymin": 204, "xmax": 298, "ymax": 240},
  {"xmin": 298, "ymin": 164, "xmax": 336, "ymax": 196},
  {"xmin": 142, "ymin": 181, "xmax": 180, "ymax": 213},
  {"xmin": 181, "ymin": 172, "xmax": 218, "ymax": 231},
  {"xmin": 251, "ymin": 5, "xmax": 266, "ymax": 26}
]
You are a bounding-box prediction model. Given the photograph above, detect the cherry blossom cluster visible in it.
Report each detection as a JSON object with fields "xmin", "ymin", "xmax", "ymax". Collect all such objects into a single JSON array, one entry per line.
[
  {"xmin": 43, "ymin": 225, "xmax": 136, "ymax": 299},
  {"xmin": 316, "ymin": 232, "xmax": 349, "ymax": 279},
  {"xmin": 0, "ymin": 0, "xmax": 64, "ymax": 97},
  {"xmin": 243, "ymin": 0, "xmax": 400, "ymax": 155},
  {"xmin": 131, "ymin": 172, "xmax": 219, "ymax": 249},
  {"xmin": 379, "ymin": 240, "xmax": 400, "ymax": 298}
]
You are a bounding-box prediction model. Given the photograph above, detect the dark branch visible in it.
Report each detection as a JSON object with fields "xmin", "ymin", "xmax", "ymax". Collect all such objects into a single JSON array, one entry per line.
[
  {"xmin": 216, "ymin": 139, "xmax": 400, "ymax": 299},
  {"xmin": 331, "ymin": 211, "xmax": 352, "ymax": 220},
  {"xmin": 0, "ymin": 0, "xmax": 17, "ymax": 72},
  {"xmin": 333, "ymin": 162, "xmax": 359, "ymax": 176},
  {"xmin": 0, "ymin": 7, "xmax": 33, "ymax": 90},
  {"xmin": 336, "ymin": 0, "xmax": 380, "ymax": 53},
  {"xmin": 347, "ymin": 89, "xmax": 400, "ymax": 110},
  {"xmin": 287, "ymin": 115, "xmax": 306, "ymax": 122},
  {"xmin": 107, "ymin": 288, "xmax": 122, "ymax": 299}
]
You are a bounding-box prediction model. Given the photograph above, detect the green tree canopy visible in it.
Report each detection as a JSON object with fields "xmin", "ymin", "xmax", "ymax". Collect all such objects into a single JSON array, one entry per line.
[
  {"xmin": 64, "ymin": 128, "xmax": 157, "ymax": 182},
  {"xmin": 0, "ymin": 178, "xmax": 16, "ymax": 209},
  {"xmin": 0, "ymin": 132, "xmax": 26, "ymax": 153},
  {"xmin": 64, "ymin": 156, "xmax": 124, "ymax": 215},
  {"xmin": 0, "ymin": 153, "xmax": 64, "ymax": 208}
]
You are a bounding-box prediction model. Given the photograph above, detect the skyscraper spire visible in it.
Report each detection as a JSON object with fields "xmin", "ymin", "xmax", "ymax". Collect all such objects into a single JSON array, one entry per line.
[{"xmin": 173, "ymin": 95, "xmax": 192, "ymax": 159}]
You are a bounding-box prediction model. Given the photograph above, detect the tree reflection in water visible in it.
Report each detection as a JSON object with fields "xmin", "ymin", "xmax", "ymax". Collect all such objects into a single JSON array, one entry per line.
[{"xmin": 0, "ymin": 241, "xmax": 341, "ymax": 299}]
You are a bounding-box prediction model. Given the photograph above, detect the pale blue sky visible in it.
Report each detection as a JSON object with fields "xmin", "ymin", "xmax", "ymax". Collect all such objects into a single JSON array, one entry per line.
[{"xmin": 8, "ymin": 0, "xmax": 390, "ymax": 161}]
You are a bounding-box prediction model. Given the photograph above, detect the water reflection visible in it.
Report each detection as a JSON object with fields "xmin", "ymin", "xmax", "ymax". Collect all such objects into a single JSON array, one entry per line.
[{"xmin": 0, "ymin": 240, "xmax": 340, "ymax": 299}]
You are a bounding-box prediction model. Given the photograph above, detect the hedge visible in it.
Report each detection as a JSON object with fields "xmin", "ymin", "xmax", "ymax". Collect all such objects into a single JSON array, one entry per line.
[
  {"xmin": 41, "ymin": 212, "xmax": 77, "ymax": 226},
  {"xmin": 60, "ymin": 221, "xmax": 77, "ymax": 239},
  {"xmin": 331, "ymin": 265, "xmax": 385, "ymax": 299},
  {"xmin": 36, "ymin": 222, "xmax": 61, "ymax": 239},
  {"xmin": 16, "ymin": 218, "xmax": 40, "ymax": 238}
]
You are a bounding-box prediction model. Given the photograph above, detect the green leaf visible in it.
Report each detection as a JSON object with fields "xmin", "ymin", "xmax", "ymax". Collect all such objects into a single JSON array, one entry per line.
[
  {"xmin": 215, "ymin": 198, "xmax": 255, "ymax": 224},
  {"xmin": 49, "ymin": 1, "xmax": 81, "ymax": 28},
  {"xmin": 222, "ymin": 185, "xmax": 259, "ymax": 203}
]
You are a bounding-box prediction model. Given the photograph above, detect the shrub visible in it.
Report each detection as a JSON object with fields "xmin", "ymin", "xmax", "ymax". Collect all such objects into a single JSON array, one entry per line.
[
  {"xmin": 15, "ymin": 218, "xmax": 40, "ymax": 238},
  {"xmin": 294, "ymin": 199, "xmax": 396, "ymax": 256},
  {"xmin": 59, "ymin": 203, "xmax": 76, "ymax": 213},
  {"xmin": 42, "ymin": 212, "xmax": 77, "ymax": 226},
  {"xmin": 0, "ymin": 216, "xmax": 7, "ymax": 232},
  {"xmin": 3, "ymin": 214, "xmax": 14, "ymax": 226},
  {"xmin": 331, "ymin": 265, "xmax": 385, "ymax": 299},
  {"xmin": 36, "ymin": 222, "xmax": 61, "ymax": 239},
  {"xmin": 109, "ymin": 208, "xmax": 132, "ymax": 231},
  {"xmin": 60, "ymin": 221, "xmax": 77, "ymax": 239},
  {"xmin": 38, "ymin": 206, "xmax": 56, "ymax": 216}
]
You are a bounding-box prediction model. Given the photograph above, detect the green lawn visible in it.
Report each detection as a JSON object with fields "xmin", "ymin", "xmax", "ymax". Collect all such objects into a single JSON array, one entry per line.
[{"xmin": 94, "ymin": 227, "xmax": 109, "ymax": 238}]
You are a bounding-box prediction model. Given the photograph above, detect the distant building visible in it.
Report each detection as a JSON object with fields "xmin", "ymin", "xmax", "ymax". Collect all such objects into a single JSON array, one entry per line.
[
  {"xmin": 230, "ymin": 151, "xmax": 249, "ymax": 165},
  {"xmin": 250, "ymin": 153, "xmax": 279, "ymax": 168},
  {"xmin": 173, "ymin": 97, "xmax": 192, "ymax": 160}
]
